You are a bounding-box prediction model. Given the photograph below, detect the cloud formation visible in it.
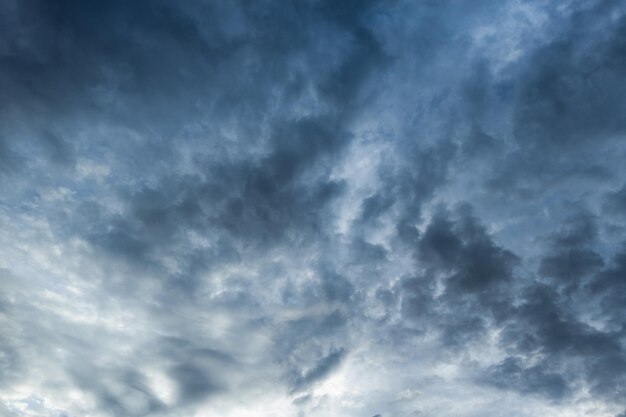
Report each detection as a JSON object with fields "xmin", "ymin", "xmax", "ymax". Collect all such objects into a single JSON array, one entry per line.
[{"xmin": 1, "ymin": 1, "xmax": 626, "ymax": 416}]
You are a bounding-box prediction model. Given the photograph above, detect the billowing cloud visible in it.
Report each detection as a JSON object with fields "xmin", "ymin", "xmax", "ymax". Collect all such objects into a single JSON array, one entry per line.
[{"xmin": 1, "ymin": 1, "xmax": 625, "ymax": 416}]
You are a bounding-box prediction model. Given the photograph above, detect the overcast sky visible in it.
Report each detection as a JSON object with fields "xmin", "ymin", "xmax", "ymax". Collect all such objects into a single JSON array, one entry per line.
[{"xmin": 1, "ymin": 1, "xmax": 626, "ymax": 416}]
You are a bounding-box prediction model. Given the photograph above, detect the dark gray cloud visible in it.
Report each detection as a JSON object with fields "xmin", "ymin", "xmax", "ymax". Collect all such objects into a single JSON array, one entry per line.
[
  {"xmin": 538, "ymin": 213, "xmax": 604, "ymax": 286},
  {"xmin": 1, "ymin": 1, "xmax": 625, "ymax": 416},
  {"xmin": 483, "ymin": 356, "xmax": 569, "ymax": 400},
  {"xmin": 604, "ymin": 184, "xmax": 626, "ymax": 217}
]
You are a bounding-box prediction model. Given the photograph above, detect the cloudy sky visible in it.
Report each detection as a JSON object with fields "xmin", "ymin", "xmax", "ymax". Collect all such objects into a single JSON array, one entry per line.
[{"xmin": 1, "ymin": 1, "xmax": 626, "ymax": 416}]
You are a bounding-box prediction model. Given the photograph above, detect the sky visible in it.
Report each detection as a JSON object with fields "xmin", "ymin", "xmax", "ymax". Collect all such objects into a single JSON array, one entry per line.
[{"xmin": 1, "ymin": 1, "xmax": 626, "ymax": 416}]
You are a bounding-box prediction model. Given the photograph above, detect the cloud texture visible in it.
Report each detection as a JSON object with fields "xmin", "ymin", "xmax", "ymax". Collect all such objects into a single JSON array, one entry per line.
[{"xmin": 1, "ymin": 1, "xmax": 626, "ymax": 416}]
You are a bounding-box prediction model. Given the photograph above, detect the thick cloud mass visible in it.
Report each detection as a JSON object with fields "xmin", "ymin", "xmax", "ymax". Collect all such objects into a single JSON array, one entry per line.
[{"xmin": 1, "ymin": 1, "xmax": 626, "ymax": 416}]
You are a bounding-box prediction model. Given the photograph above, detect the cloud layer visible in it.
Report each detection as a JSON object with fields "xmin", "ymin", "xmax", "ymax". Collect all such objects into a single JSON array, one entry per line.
[{"xmin": 1, "ymin": 1, "xmax": 626, "ymax": 416}]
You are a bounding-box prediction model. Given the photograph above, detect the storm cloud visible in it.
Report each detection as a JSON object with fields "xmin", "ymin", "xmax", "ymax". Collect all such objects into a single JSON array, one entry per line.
[{"xmin": 1, "ymin": 1, "xmax": 626, "ymax": 416}]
